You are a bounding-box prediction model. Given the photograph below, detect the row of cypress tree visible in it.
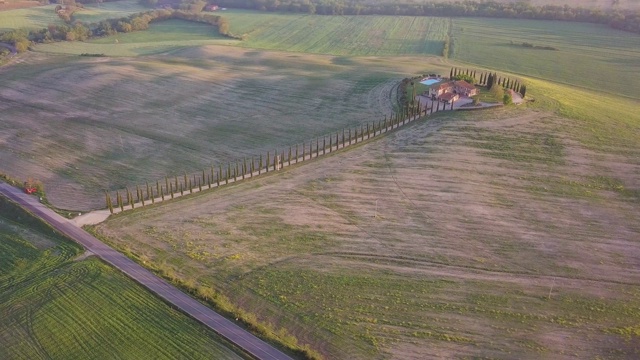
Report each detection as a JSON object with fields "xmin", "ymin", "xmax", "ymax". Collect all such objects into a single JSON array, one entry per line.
[{"xmin": 104, "ymin": 83, "xmax": 455, "ymax": 213}]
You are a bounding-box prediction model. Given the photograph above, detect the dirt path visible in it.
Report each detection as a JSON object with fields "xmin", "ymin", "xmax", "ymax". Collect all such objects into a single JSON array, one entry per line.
[
  {"xmin": 0, "ymin": 182, "xmax": 295, "ymax": 360},
  {"xmin": 0, "ymin": 43, "xmax": 17, "ymax": 56}
]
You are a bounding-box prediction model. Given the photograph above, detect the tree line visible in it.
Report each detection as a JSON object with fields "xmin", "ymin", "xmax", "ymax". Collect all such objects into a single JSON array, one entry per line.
[
  {"xmin": 0, "ymin": 9, "xmax": 235, "ymax": 52},
  {"xmin": 212, "ymin": 0, "xmax": 640, "ymax": 34}
]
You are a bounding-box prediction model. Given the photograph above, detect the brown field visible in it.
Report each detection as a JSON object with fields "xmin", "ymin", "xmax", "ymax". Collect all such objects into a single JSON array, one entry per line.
[
  {"xmin": 94, "ymin": 99, "xmax": 640, "ymax": 358},
  {"xmin": 0, "ymin": 48, "xmax": 442, "ymax": 211}
]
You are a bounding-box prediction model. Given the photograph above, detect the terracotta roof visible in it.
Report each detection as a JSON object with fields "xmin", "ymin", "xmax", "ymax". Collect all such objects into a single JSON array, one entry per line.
[
  {"xmin": 454, "ymin": 80, "xmax": 476, "ymax": 90},
  {"xmin": 436, "ymin": 82, "xmax": 454, "ymax": 90},
  {"xmin": 440, "ymin": 93, "xmax": 458, "ymax": 101}
]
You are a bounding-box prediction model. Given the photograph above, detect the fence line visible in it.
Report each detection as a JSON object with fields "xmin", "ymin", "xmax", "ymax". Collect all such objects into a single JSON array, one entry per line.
[{"xmin": 105, "ymin": 95, "xmax": 450, "ymax": 214}]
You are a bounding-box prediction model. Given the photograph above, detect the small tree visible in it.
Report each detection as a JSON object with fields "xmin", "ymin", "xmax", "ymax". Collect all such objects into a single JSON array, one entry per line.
[{"xmin": 503, "ymin": 92, "xmax": 513, "ymax": 105}]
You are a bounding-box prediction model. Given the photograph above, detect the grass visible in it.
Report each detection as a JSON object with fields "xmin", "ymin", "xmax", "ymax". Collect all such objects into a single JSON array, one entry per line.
[
  {"xmin": 0, "ymin": 1, "xmax": 145, "ymax": 32},
  {"xmin": 224, "ymin": 10, "xmax": 449, "ymax": 56},
  {"xmin": 0, "ymin": 196, "xmax": 243, "ymax": 360},
  {"xmin": 451, "ymin": 17, "xmax": 640, "ymax": 98}
]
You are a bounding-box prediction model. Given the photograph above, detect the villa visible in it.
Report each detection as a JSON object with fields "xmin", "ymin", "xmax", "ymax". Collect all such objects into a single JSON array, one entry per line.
[{"xmin": 429, "ymin": 80, "xmax": 478, "ymax": 102}]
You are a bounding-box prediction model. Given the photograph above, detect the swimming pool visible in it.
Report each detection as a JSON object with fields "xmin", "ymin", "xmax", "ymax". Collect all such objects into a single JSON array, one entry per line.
[{"xmin": 420, "ymin": 78, "xmax": 441, "ymax": 86}]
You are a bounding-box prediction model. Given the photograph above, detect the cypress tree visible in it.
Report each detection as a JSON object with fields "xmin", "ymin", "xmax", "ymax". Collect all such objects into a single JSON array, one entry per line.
[
  {"xmin": 360, "ymin": 124, "xmax": 364, "ymax": 141},
  {"xmin": 105, "ymin": 192, "xmax": 113, "ymax": 213},
  {"xmin": 234, "ymin": 162, "xmax": 238, "ymax": 181},
  {"xmin": 227, "ymin": 162, "xmax": 231, "ymax": 183},
  {"xmin": 218, "ymin": 164, "xmax": 222, "ymax": 185},
  {"xmin": 316, "ymin": 137, "xmax": 319, "ymax": 157},
  {"xmin": 202, "ymin": 170, "xmax": 205, "ymax": 185},
  {"xmin": 521, "ymin": 85, "xmax": 527, "ymax": 97},
  {"xmin": 156, "ymin": 180, "xmax": 160, "ymax": 200},
  {"xmin": 348, "ymin": 128, "xmax": 351, "ymax": 144},
  {"xmin": 280, "ymin": 150, "xmax": 285, "ymax": 169},
  {"xmin": 449, "ymin": 68, "xmax": 453, "ymax": 79},
  {"xmin": 180, "ymin": 182, "xmax": 183, "ymax": 196},
  {"xmin": 136, "ymin": 185, "xmax": 141, "ymax": 203},
  {"xmin": 302, "ymin": 142, "xmax": 305, "ymax": 161},
  {"xmin": 342, "ymin": 128, "xmax": 346, "ymax": 147},
  {"xmin": 288, "ymin": 147, "xmax": 292, "ymax": 164},
  {"xmin": 211, "ymin": 166, "xmax": 215, "ymax": 187},
  {"xmin": 160, "ymin": 185, "xmax": 165, "ymax": 201},
  {"xmin": 323, "ymin": 137, "xmax": 326, "ymax": 155},
  {"xmin": 243, "ymin": 158, "xmax": 248, "ymax": 178},
  {"xmin": 329, "ymin": 135, "xmax": 332, "ymax": 153},
  {"xmin": 117, "ymin": 191, "xmax": 123, "ymax": 212},
  {"xmin": 295, "ymin": 145, "xmax": 299, "ymax": 163},
  {"xmin": 146, "ymin": 182, "xmax": 151, "ymax": 201},
  {"xmin": 259, "ymin": 154, "xmax": 263, "ymax": 173},
  {"xmin": 266, "ymin": 152, "xmax": 270, "ymax": 172},
  {"xmin": 127, "ymin": 188, "xmax": 134, "ymax": 209},
  {"xmin": 170, "ymin": 182, "xmax": 174, "ymax": 199},
  {"xmin": 505, "ymin": 78, "xmax": 511, "ymax": 90}
]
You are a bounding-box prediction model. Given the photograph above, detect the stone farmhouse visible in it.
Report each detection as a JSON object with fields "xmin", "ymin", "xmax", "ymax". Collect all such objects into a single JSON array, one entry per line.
[{"xmin": 429, "ymin": 80, "xmax": 478, "ymax": 103}]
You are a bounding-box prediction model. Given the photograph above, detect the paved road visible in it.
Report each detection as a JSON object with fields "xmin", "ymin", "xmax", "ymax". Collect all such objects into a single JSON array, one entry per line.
[{"xmin": 0, "ymin": 183, "xmax": 294, "ymax": 360}]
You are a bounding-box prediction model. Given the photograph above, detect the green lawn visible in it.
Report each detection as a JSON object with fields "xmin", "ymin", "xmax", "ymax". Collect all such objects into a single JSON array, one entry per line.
[{"xmin": 0, "ymin": 196, "xmax": 243, "ymax": 360}]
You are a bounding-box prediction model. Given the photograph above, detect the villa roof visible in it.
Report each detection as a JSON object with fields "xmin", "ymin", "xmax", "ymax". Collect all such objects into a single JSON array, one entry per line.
[
  {"xmin": 440, "ymin": 93, "xmax": 458, "ymax": 101},
  {"xmin": 454, "ymin": 80, "xmax": 476, "ymax": 90},
  {"xmin": 436, "ymin": 82, "xmax": 454, "ymax": 90}
]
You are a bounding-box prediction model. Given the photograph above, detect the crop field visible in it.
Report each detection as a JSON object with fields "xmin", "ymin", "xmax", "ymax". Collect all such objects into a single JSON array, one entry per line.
[
  {"xmin": 0, "ymin": 1, "xmax": 145, "ymax": 31},
  {"xmin": 224, "ymin": 10, "xmax": 449, "ymax": 56},
  {"xmin": 451, "ymin": 17, "xmax": 640, "ymax": 98},
  {"xmin": 0, "ymin": 4, "xmax": 61, "ymax": 31},
  {"xmin": 218, "ymin": 10, "xmax": 640, "ymax": 97},
  {"xmin": 0, "ymin": 48, "xmax": 444, "ymax": 211},
  {"xmin": 0, "ymin": 197, "xmax": 242, "ymax": 359},
  {"xmin": 35, "ymin": 19, "xmax": 237, "ymax": 56},
  {"xmin": 93, "ymin": 76, "xmax": 640, "ymax": 358}
]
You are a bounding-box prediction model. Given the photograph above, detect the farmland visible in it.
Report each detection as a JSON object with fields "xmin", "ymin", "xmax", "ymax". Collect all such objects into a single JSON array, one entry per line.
[
  {"xmin": 224, "ymin": 11, "xmax": 449, "ymax": 56},
  {"xmin": 0, "ymin": 197, "xmax": 242, "ymax": 359},
  {"xmin": 35, "ymin": 19, "xmax": 238, "ymax": 56},
  {"xmin": 0, "ymin": 48, "xmax": 439, "ymax": 211},
  {"xmin": 450, "ymin": 17, "xmax": 640, "ymax": 97},
  {"xmin": 0, "ymin": 1, "xmax": 146, "ymax": 31},
  {"xmin": 93, "ymin": 78, "xmax": 640, "ymax": 358}
]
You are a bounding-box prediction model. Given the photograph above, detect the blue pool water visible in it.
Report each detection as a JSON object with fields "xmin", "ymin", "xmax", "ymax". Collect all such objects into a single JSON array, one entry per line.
[{"xmin": 420, "ymin": 79, "xmax": 441, "ymax": 86}]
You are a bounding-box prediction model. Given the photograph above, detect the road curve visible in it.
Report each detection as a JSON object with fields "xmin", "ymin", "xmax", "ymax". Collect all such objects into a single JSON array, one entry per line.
[{"xmin": 0, "ymin": 183, "xmax": 295, "ymax": 360}]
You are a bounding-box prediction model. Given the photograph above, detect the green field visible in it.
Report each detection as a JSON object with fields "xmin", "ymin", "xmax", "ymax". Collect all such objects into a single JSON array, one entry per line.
[
  {"xmin": 35, "ymin": 19, "xmax": 238, "ymax": 56},
  {"xmin": 0, "ymin": 1, "xmax": 145, "ymax": 32},
  {"xmin": 0, "ymin": 4, "xmax": 61, "ymax": 31},
  {"xmin": 0, "ymin": 196, "xmax": 243, "ymax": 359},
  {"xmin": 451, "ymin": 17, "xmax": 640, "ymax": 98},
  {"xmin": 224, "ymin": 10, "xmax": 449, "ymax": 56}
]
